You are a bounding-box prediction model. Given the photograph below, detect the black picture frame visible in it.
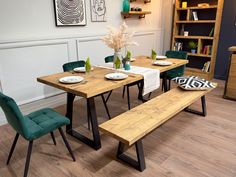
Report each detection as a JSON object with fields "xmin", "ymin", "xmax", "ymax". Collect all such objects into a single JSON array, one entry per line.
[{"xmin": 53, "ymin": 0, "xmax": 87, "ymax": 26}]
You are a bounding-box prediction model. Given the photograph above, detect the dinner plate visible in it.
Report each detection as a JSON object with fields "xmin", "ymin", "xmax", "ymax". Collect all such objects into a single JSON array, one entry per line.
[
  {"xmin": 156, "ymin": 55, "xmax": 167, "ymax": 60},
  {"xmin": 73, "ymin": 67, "xmax": 94, "ymax": 73},
  {"xmin": 153, "ymin": 61, "xmax": 173, "ymax": 66},
  {"xmin": 130, "ymin": 58, "xmax": 136, "ymax": 62},
  {"xmin": 105, "ymin": 73, "xmax": 128, "ymax": 80},
  {"xmin": 59, "ymin": 76, "xmax": 84, "ymax": 84}
]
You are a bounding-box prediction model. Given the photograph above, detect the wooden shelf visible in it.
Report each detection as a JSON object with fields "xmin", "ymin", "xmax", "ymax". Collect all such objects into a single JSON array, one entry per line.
[
  {"xmin": 130, "ymin": 0, "xmax": 151, "ymax": 3},
  {"xmin": 174, "ymin": 35, "xmax": 214, "ymax": 40},
  {"xmin": 188, "ymin": 53, "xmax": 212, "ymax": 58},
  {"xmin": 121, "ymin": 11, "xmax": 151, "ymax": 19},
  {"xmin": 177, "ymin": 5, "xmax": 218, "ymax": 10},
  {"xmin": 176, "ymin": 20, "xmax": 216, "ymax": 23},
  {"xmin": 185, "ymin": 67, "xmax": 209, "ymax": 79}
]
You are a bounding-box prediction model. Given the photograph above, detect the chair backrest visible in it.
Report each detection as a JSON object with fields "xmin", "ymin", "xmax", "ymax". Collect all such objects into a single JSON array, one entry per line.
[
  {"xmin": 0, "ymin": 92, "xmax": 27, "ymax": 136},
  {"xmin": 165, "ymin": 51, "xmax": 188, "ymax": 79},
  {"xmin": 62, "ymin": 60, "xmax": 85, "ymax": 72},
  {"xmin": 104, "ymin": 55, "xmax": 114, "ymax": 63}
]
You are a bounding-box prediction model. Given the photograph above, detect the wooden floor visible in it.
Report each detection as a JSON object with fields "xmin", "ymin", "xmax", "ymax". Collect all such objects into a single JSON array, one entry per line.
[{"xmin": 0, "ymin": 80, "xmax": 235, "ymax": 177}]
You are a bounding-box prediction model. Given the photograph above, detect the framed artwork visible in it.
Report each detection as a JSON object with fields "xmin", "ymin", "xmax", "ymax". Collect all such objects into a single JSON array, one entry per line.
[
  {"xmin": 90, "ymin": 0, "xmax": 107, "ymax": 22},
  {"xmin": 54, "ymin": 0, "xmax": 86, "ymax": 26}
]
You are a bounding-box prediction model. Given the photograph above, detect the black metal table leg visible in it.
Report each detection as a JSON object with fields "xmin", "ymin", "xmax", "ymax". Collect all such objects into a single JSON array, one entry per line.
[
  {"xmin": 105, "ymin": 90, "xmax": 113, "ymax": 103},
  {"xmin": 66, "ymin": 93, "xmax": 75, "ymax": 132},
  {"xmin": 127, "ymin": 86, "xmax": 131, "ymax": 110},
  {"xmin": 117, "ymin": 140, "xmax": 146, "ymax": 172},
  {"xmin": 138, "ymin": 80, "xmax": 146, "ymax": 103},
  {"xmin": 101, "ymin": 94, "xmax": 111, "ymax": 119},
  {"xmin": 184, "ymin": 96, "xmax": 207, "ymax": 116},
  {"xmin": 67, "ymin": 97, "xmax": 101, "ymax": 150}
]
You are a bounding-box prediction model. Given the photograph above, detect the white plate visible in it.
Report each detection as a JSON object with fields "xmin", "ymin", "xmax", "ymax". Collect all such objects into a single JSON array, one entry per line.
[
  {"xmin": 59, "ymin": 76, "xmax": 84, "ymax": 84},
  {"xmin": 105, "ymin": 73, "xmax": 128, "ymax": 80},
  {"xmin": 73, "ymin": 67, "xmax": 94, "ymax": 73},
  {"xmin": 130, "ymin": 58, "xmax": 136, "ymax": 62},
  {"xmin": 153, "ymin": 61, "xmax": 173, "ymax": 66},
  {"xmin": 156, "ymin": 55, "xmax": 167, "ymax": 60}
]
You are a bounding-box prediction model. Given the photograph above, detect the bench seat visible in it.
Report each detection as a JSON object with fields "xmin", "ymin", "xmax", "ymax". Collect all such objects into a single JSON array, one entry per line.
[{"xmin": 99, "ymin": 86, "xmax": 215, "ymax": 171}]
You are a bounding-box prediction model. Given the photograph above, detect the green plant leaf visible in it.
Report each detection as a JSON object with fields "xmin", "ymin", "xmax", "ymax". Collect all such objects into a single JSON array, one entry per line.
[
  {"xmin": 115, "ymin": 57, "xmax": 121, "ymax": 69},
  {"xmin": 85, "ymin": 57, "xmax": 91, "ymax": 72},
  {"xmin": 151, "ymin": 49, "xmax": 157, "ymax": 60},
  {"xmin": 126, "ymin": 50, "xmax": 131, "ymax": 60}
]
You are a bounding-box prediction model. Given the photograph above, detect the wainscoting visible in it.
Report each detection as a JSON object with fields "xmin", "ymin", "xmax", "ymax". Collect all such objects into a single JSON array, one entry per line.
[{"xmin": 0, "ymin": 29, "xmax": 163, "ymax": 125}]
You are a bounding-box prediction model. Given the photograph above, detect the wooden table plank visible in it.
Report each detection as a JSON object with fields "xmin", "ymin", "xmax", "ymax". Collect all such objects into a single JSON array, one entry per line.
[
  {"xmin": 37, "ymin": 56, "xmax": 188, "ymax": 99},
  {"xmin": 37, "ymin": 67, "xmax": 143, "ymax": 98},
  {"xmin": 131, "ymin": 56, "xmax": 188, "ymax": 72}
]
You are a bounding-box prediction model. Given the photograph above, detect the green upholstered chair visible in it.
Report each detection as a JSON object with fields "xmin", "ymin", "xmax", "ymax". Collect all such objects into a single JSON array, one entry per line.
[
  {"xmin": 63, "ymin": 61, "xmax": 111, "ymax": 130},
  {"xmin": 164, "ymin": 51, "xmax": 188, "ymax": 91},
  {"xmin": 0, "ymin": 92, "xmax": 75, "ymax": 177}
]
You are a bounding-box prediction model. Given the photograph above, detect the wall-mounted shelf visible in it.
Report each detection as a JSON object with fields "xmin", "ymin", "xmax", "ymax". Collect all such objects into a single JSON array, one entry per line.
[
  {"xmin": 174, "ymin": 35, "xmax": 214, "ymax": 40},
  {"xmin": 130, "ymin": 0, "xmax": 151, "ymax": 3},
  {"xmin": 121, "ymin": 11, "xmax": 151, "ymax": 19}
]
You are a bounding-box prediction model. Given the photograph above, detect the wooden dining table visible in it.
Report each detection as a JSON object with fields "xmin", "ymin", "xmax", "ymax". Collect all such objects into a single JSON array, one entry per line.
[{"xmin": 37, "ymin": 56, "xmax": 188, "ymax": 150}]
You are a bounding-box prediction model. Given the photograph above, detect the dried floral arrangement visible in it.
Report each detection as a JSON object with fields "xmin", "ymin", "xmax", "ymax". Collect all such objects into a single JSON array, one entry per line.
[{"xmin": 102, "ymin": 22, "xmax": 138, "ymax": 51}]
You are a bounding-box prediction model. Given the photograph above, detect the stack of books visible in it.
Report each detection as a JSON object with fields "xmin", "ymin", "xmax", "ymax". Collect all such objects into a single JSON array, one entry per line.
[
  {"xmin": 202, "ymin": 61, "xmax": 211, "ymax": 72},
  {"xmin": 202, "ymin": 45, "xmax": 212, "ymax": 55}
]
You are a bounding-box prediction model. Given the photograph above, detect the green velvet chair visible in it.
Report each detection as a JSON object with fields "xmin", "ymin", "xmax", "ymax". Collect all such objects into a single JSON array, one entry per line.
[
  {"xmin": 0, "ymin": 92, "xmax": 75, "ymax": 177},
  {"xmin": 63, "ymin": 60, "xmax": 111, "ymax": 130},
  {"xmin": 164, "ymin": 50, "xmax": 188, "ymax": 91}
]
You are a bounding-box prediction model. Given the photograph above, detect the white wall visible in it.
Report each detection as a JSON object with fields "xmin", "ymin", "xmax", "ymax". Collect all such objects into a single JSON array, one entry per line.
[{"xmin": 0, "ymin": 0, "xmax": 165, "ymax": 125}]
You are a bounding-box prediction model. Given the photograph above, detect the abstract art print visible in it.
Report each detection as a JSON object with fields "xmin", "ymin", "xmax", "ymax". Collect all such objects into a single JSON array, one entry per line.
[
  {"xmin": 54, "ymin": 0, "xmax": 86, "ymax": 26},
  {"xmin": 90, "ymin": 0, "xmax": 107, "ymax": 22}
]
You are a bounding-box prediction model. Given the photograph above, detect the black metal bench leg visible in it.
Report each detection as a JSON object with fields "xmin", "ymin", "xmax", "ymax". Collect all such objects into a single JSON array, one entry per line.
[
  {"xmin": 66, "ymin": 93, "xmax": 75, "ymax": 132},
  {"xmin": 116, "ymin": 140, "xmax": 146, "ymax": 172},
  {"xmin": 101, "ymin": 94, "xmax": 111, "ymax": 119},
  {"xmin": 184, "ymin": 96, "xmax": 207, "ymax": 116},
  {"xmin": 23, "ymin": 141, "xmax": 33, "ymax": 177},
  {"xmin": 6, "ymin": 133, "xmax": 19, "ymax": 165},
  {"xmin": 58, "ymin": 127, "xmax": 76, "ymax": 161},
  {"xmin": 50, "ymin": 132, "xmax": 56, "ymax": 145}
]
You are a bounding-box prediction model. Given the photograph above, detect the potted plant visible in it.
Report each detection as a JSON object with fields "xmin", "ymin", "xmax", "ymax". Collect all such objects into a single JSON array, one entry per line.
[{"xmin": 188, "ymin": 41, "xmax": 198, "ymax": 54}]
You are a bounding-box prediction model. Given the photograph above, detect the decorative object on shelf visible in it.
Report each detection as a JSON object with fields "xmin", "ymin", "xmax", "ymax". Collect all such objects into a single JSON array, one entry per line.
[
  {"xmin": 182, "ymin": 2, "xmax": 187, "ymax": 8},
  {"xmin": 180, "ymin": 24, "xmax": 185, "ymax": 35},
  {"xmin": 184, "ymin": 31, "xmax": 189, "ymax": 36},
  {"xmin": 202, "ymin": 61, "xmax": 211, "ymax": 72},
  {"xmin": 188, "ymin": 41, "xmax": 198, "ymax": 54},
  {"xmin": 102, "ymin": 23, "xmax": 138, "ymax": 68},
  {"xmin": 209, "ymin": 27, "xmax": 214, "ymax": 37},
  {"xmin": 53, "ymin": 0, "xmax": 86, "ymax": 26},
  {"xmin": 85, "ymin": 57, "xmax": 91, "ymax": 73},
  {"xmin": 198, "ymin": 3, "xmax": 210, "ymax": 7},
  {"xmin": 90, "ymin": 0, "xmax": 107, "ymax": 22},
  {"xmin": 192, "ymin": 11, "xmax": 198, "ymax": 21},
  {"xmin": 123, "ymin": 0, "xmax": 130, "ymax": 12},
  {"xmin": 174, "ymin": 42, "xmax": 183, "ymax": 51}
]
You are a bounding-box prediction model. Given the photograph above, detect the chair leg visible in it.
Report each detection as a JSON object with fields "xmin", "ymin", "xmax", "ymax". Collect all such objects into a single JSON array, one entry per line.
[
  {"xmin": 101, "ymin": 94, "xmax": 111, "ymax": 119},
  {"xmin": 127, "ymin": 86, "xmax": 131, "ymax": 110},
  {"xmin": 148, "ymin": 92, "xmax": 152, "ymax": 99},
  {"xmin": 50, "ymin": 132, "xmax": 56, "ymax": 145},
  {"xmin": 6, "ymin": 133, "xmax": 19, "ymax": 165},
  {"xmin": 122, "ymin": 86, "xmax": 126, "ymax": 98},
  {"xmin": 58, "ymin": 127, "xmax": 76, "ymax": 161},
  {"xmin": 23, "ymin": 141, "xmax": 33, "ymax": 177}
]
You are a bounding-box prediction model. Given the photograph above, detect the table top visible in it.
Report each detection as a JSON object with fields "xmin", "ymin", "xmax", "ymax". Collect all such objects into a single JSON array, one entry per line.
[
  {"xmin": 37, "ymin": 56, "xmax": 188, "ymax": 98},
  {"xmin": 131, "ymin": 56, "xmax": 188, "ymax": 72}
]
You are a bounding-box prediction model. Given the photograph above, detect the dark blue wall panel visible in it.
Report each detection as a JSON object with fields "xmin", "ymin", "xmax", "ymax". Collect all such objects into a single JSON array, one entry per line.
[{"xmin": 214, "ymin": 0, "xmax": 236, "ymax": 80}]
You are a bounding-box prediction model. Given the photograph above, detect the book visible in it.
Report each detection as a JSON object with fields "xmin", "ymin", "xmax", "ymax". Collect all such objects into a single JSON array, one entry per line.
[
  {"xmin": 192, "ymin": 11, "xmax": 198, "ymax": 21},
  {"xmin": 202, "ymin": 61, "xmax": 211, "ymax": 72}
]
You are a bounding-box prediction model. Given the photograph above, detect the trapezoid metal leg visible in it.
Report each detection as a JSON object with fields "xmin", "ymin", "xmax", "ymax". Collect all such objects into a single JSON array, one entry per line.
[{"xmin": 184, "ymin": 96, "xmax": 207, "ymax": 117}]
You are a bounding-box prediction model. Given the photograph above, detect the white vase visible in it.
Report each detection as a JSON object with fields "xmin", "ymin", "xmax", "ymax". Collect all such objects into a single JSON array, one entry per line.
[{"xmin": 113, "ymin": 49, "xmax": 122, "ymax": 69}]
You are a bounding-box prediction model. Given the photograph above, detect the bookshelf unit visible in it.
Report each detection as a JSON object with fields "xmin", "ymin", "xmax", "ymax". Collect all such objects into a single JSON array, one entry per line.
[{"xmin": 171, "ymin": 0, "xmax": 224, "ymax": 80}]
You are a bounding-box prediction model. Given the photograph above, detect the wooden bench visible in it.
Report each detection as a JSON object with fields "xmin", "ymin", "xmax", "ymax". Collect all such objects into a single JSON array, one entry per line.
[{"xmin": 99, "ymin": 86, "xmax": 215, "ymax": 172}]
